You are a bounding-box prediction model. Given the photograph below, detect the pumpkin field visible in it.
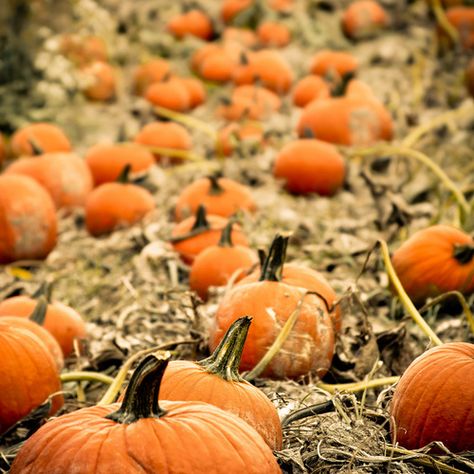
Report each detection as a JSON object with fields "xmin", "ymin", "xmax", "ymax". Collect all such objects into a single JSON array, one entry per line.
[{"xmin": 1, "ymin": 0, "xmax": 474, "ymax": 472}]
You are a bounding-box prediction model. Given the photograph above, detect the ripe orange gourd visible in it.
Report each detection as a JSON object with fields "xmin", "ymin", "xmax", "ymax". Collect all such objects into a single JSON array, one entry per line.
[
  {"xmin": 391, "ymin": 225, "xmax": 474, "ymax": 305},
  {"xmin": 10, "ymin": 354, "xmax": 280, "ymax": 474},
  {"xmin": 444, "ymin": 7, "xmax": 474, "ymax": 49},
  {"xmin": 0, "ymin": 174, "xmax": 57, "ymax": 264},
  {"xmin": 223, "ymin": 27, "xmax": 258, "ymax": 47},
  {"xmin": 171, "ymin": 205, "xmax": 249, "ymax": 264},
  {"xmin": 390, "ymin": 342, "xmax": 474, "ymax": 453},
  {"xmin": 189, "ymin": 222, "xmax": 258, "ymax": 300},
  {"xmin": 257, "ymin": 21, "xmax": 291, "ymax": 47},
  {"xmin": 145, "ymin": 77, "xmax": 191, "ymax": 111},
  {"xmin": 85, "ymin": 165, "xmax": 155, "ymax": 236},
  {"xmin": 5, "ymin": 152, "xmax": 93, "ymax": 210},
  {"xmin": 466, "ymin": 58, "xmax": 474, "ymax": 98},
  {"xmin": 178, "ymin": 77, "xmax": 207, "ymax": 108},
  {"xmin": 0, "ymin": 321, "xmax": 63, "ymax": 435},
  {"xmin": 174, "ymin": 175, "xmax": 256, "ymax": 221},
  {"xmin": 81, "ymin": 61, "xmax": 116, "ymax": 101},
  {"xmin": 210, "ymin": 234, "xmax": 335, "ymax": 379},
  {"xmin": 292, "ymin": 75, "xmax": 331, "ymax": 107},
  {"xmin": 159, "ymin": 317, "xmax": 282, "ymax": 449},
  {"xmin": 221, "ymin": 0, "xmax": 254, "ymax": 23},
  {"xmin": 60, "ymin": 34, "xmax": 107, "ymax": 66},
  {"xmin": 133, "ymin": 58, "xmax": 171, "ymax": 96},
  {"xmin": 309, "ymin": 50, "xmax": 358, "ymax": 81},
  {"xmin": 216, "ymin": 121, "xmax": 265, "ymax": 156},
  {"xmin": 341, "ymin": 0, "xmax": 389, "ymax": 39},
  {"xmin": 273, "ymin": 138, "xmax": 346, "ymax": 196},
  {"xmin": 167, "ymin": 9, "xmax": 214, "ymax": 40},
  {"xmin": 134, "ymin": 121, "xmax": 192, "ymax": 164},
  {"xmin": 10, "ymin": 123, "xmax": 71, "ymax": 157}
]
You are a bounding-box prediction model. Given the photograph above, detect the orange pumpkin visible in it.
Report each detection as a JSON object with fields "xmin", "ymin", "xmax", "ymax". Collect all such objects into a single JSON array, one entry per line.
[
  {"xmin": 189, "ymin": 222, "xmax": 258, "ymax": 300},
  {"xmin": 10, "ymin": 354, "xmax": 280, "ymax": 474},
  {"xmin": 216, "ymin": 122, "xmax": 265, "ymax": 156},
  {"xmin": 178, "ymin": 77, "xmax": 207, "ymax": 108},
  {"xmin": 222, "ymin": 27, "xmax": 258, "ymax": 47},
  {"xmin": 0, "ymin": 174, "xmax": 57, "ymax": 264},
  {"xmin": 0, "ymin": 321, "xmax": 63, "ymax": 435},
  {"xmin": 444, "ymin": 7, "xmax": 474, "ymax": 49},
  {"xmin": 257, "ymin": 21, "xmax": 291, "ymax": 47},
  {"xmin": 159, "ymin": 317, "xmax": 282, "ymax": 449},
  {"xmin": 341, "ymin": 0, "xmax": 389, "ymax": 39},
  {"xmin": 210, "ymin": 234, "xmax": 335, "ymax": 379},
  {"xmin": 85, "ymin": 165, "xmax": 155, "ymax": 236},
  {"xmin": 221, "ymin": 0, "xmax": 254, "ymax": 23},
  {"xmin": 5, "ymin": 152, "xmax": 93, "ymax": 210},
  {"xmin": 145, "ymin": 77, "xmax": 191, "ymax": 111},
  {"xmin": 133, "ymin": 58, "xmax": 171, "ymax": 96},
  {"xmin": 391, "ymin": 225, "xmax": 474, "ymax": 305},
  {"xmin": 171, "ymin": 205, "xmax": 249, "ymax": 264},
  {"xmin": 292, "ymin": 75, "xmax": 331, "ymax": 107},
  {"xmin": 391, "ymin": 342, "xmax": 474, "ymax": 452},
  {"xmin": 174, "ymin": 175, "xmax": 256, "ymax": 221},
  {"xmin": 60, "ymin": 34, "xmax": 107, "ymax": 66},
  {"xmin": 85, "ymin": 143, "xmax": 155, "ymax": 186},
  {"xmin": 81, "ymin": 61, "xmax": 116, "ymax": 101},
  {"xmin": 10, "ymin": 123, "xmax": 71, "ymax": 157},
  {"xmin": 309, "ymin": 50, "xmax": 358, "ymax": 81},
  {"xmin": 167, "ymin": 9, "xmax": 214, "ymax": 40}
]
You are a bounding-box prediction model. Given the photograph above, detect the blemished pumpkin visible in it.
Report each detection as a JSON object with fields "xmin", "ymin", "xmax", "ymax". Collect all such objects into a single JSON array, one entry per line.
[
  {"xmin": 81, "ymin": 61, "xmax": 116, "ymax": 101},
  {"xmin": 309, "ymin": 50, "xmax": 358, "ymax": 81},
  {"xmin": 145, "ymin": 77, "xmax": 191, "ymax": 111},
  {"xmin": 221, "ymin": 0, "xmax": 254, "ymax": 23},
  {"xmin": 133, "ymin": 58, "xmax": 171, "ymax": 96},
  {"xmin": 0, "ymin": 291, "xmax": 87, "ymax": 358},
  {"xmin": 159, "ymin": 317, "xmax": 282, "ymax": 449},
  {"xmin": 10, "ymin": 123, "xmax": 71, "ymax": 157},
  {"xmin": 391, "ymin": 225, "xmax": 474, "ymax": 305},
  {"xmin": 216, "ymin": 121, "xmax": 265, "ymax": 156},
  {"xmin": 174, "ymin": 175, "xmax": 256, "ymax": 221},
  {"xmin": 171, "ymin": 205, "xmax": 249, "ymax": 264},
  {"xmin": 0, "ymin": 321, "xmax": 63, "ymax": 435},
  {"xmin": 189, "ymin": 222, "xmax": 258, "ymax": 300},
  {"xmin": 85, "ymin": 143, "xmax": 155, "ymax": 186},
  {"xmin": 210, "ymin": 234, "xmax": 335, "ymax": 379},
  {"xmin": 85, "ymin": 165, "xmax": 155, "ymax": 236},
  {"xmin": 273, "ymin": 138, "xmax": 346, "ymax": 196},
  {"xmin": 10, "ymin": 354, "xmax": 281, "ymax": 474},
  {"xmin": 257, "ymin": 21, "xmax": 291, "ymax": 47},
  {"xmin": 0, "ymin": 174, "xmax": 57, "ymax": 264},
  {"xmin": 341, "ymin": 0, "xmax": 389, "ymax": 39},
  {"xmin": 292, "ymin": 75, "xmax": 330, "ymax": 107},
  {"xmin": 5, "ymin": 152, "xmax": 93, "ymax": 210},
  {"xmin": 167, "ymin": 9, "xmax": 214, "ymax": 40},
  {"xmin": 390, "ymin": 342, "xmax": 474, "ymax": 453}
]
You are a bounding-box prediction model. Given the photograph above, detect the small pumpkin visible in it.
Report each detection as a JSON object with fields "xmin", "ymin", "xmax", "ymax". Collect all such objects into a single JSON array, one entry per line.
[
  {"xmin": 222, "ymin": 27, "xmax": 258, "ymax": 47},
  {"xmin": 81, "ymin": 61, "xmax": 116, "ymax": 101},
  {"xmin": 85, "ymin": 165, "xmax": 155, "ymax": 236},
  {"xmin": 341, "ymin": 0, "xmax": 389, "ymax": 39},
  {"xmin": 159, "ymin": 317, "xmax": 282, "ymax": 449},
  {"xmin": 60, "ymin": 34, "xmax": 107, "ymax": 66},
  {"xmin": 216, "ymin": 121, "xmax": 265, "ymax": 156},
  {"xmin": 171, "ymin": 205, "xmax": 249, "ymax": 264},
  {"xmin": 257, "ymin": 21, "xmax": 291, "ymax": 47},
  {"xmin": 5, "ymin": 152, "xmax": 93, "ymax": 210},
  {"xmin": 309, "ymin": 50, "xmax": 358, "ymax": 81},
  {"xmin": 167, "ymin": 9, "xmax": 214, "ymax": 40},
  {"xmin": 174, "ymin": 174, "xmax": 256, "ymax": 221},
  {"xmin": 443, "ymin": 7, "xmax": 474, "ymax": 49},
  {"xmin": 391, "ymin": 225, "xmax": 474, "ymax": 305},
  {"xmin": 221, "ymin": 0, "xmax": 254, "ymax": 23},
  {"xmin": 0, "ymin": 174, "xmax": 57, "ymax": 264},
  {"xmin": 178, "ymin": 76, "xmax": 207, "ymax": 108},
  {"xmin": 189, "ymin": 222, "xmax": 258, "ymax": 300},
  {"xmin": 145, "ymin": 77, "xmax": 191, "ymax": 111},
  {"xmin": 292, "ymin": 75, "xmax": 330, "ymax": 107},
  {"xmin": 10, "ymin": 123, "xmax": 71, "ymax": 157},
  {"xmin": 210, "ymin": 234, "xmax": 335, "ymax": 379},
  {"xmin": 133, "ymin": 58, "xmax": 171, "ymax": 96},
  {"xmin": 10, "ymin": 354, "xmax": 280, "ymax": 474},
  {"xmin": 0, "ymin": 321, "xmax": 63, "ymax": 435},
  {"xmin": 390, "ymin": 342, "xmax": 474, "ymax": 453}
]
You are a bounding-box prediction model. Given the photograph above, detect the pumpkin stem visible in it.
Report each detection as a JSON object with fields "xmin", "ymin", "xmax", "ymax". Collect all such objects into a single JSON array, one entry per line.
[
  {"xmin": 302, "ymin": 127, "xmax": 316, "ymax": 139},
  {"xmin": 258, "ymin": 248, "xmax": 267, "ymax": 267},
  {"xmin": 29, "ymin": 297, "xmax": 48, "ymax": 325},
  {"xmin": 453, "ymin": 244, "xmax": 474, "ymax": 265},
  {"xmin": 32, "ymin": 281, "xmax": 53, "ymax": 303},
  {"xmin": 27, "ymin": 137, "xmax": 44, "ymax": 156},
  {"xmin": 259, "ymin": 234, "xmax": 289, "ymax": 282},
  {"xmin": 199, "ymin": 317, "xmax": 251, "ymax": 382},
  {"xmin": 117, "ymin": 124, "xmax": 128, "ymax": 143},
  {"xmin": 331, "ymin": 71, "xmax": 355, "ymax": 97},
  {"xmin": 218, "ymin": 221, "xmax": 234, "ymax": 247},
  {"xmin": 105, "ymin": 354, "xmax": 168, "ymax": 424},
  {"xmin": 208, "ymin": 173, "xmax": 224, "ymax": 196},
  {"xmin": 192, "ymin": 205, "xmax": 210, "ymax": 231},
  {"xmin": 117, "ymin": 164, "xmax": 132, "ymax": 183}
]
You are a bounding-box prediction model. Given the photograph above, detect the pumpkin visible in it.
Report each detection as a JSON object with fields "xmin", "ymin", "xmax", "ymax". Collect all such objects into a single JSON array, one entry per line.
[
  {"xmin": 273, "ymin": 138, "xmax": 346, "ymax": 196},
  {"xmin": 174, "ymin": 174, "xmax": 256, "ymax": 221},
  {"xmin": 341, "ymin": 0, "xmax": 389, "ymax": 39},
  {"xmin": 222, "ymin": 27, "xmax": 258, "ymax": 47},
  {"xmin": 199, "ymin": 51, "xmax": 238, "ymax": 82},
  {"xmin": 85, "ymin": 143, "xmax": 155, "ymax": 186},
  {"xmin": 171, "ymin": 205, "xmax": 249, "ymax": 264},
  {"xmin": 391, "ymin": 225, "xmax": 474, "ymax": 305},
  {"xmin": 0, "ymin": 174, "xmax": 57, "ymax": 264},
  {"xmin": 10, "ymin": 123, "xmax": 71, "ymax": 157},
  {"xmin": 221, "ymin": 0, "xmax": 254, "ymax": 23},
  {"xmin": 85, "ymin": 165, "xmax": 155, "ymax": 236},
  {"xmin": 10, "ymin": 354, "xmax": 281, "ymax": 474},
  {"xmin": 309, "ymin": 50, "xmax": 358, "ymax": 81},
  {"xmin": 178, "ymin": 77, "xmax": 207, "ymax": 108},
  {"xmin": 81, "ymin": 61, "xmax": 116, "ymax": 101},
  {"xmin": 167, "ymin": 9, "xmax": 214, "ymax": 40},
  {"xmin": 466, "ymin": 58, "xmax": 474, "ymax": 98},
  {"xmin": 189, "ymin": 222, "xmax": 258, "ymax": 300},
  {"xmin": 292, "ymin": 75, "xmax": 330, "ymax": 107},
  {"xmin": 443, "ymin": 7, "xmax": 474, "ymax": 49},
  {"xmin": 216, "ymin": 121, "xmax": 265, "ymax": 156},
  {"xmin": 159, "ymin": 317, "xmax": 282, "ymax": 449},
  {"xmin": 269, "ymin": 0, "xmax": 293, "ymax": 11},
  {"xmin": 5, "ymin": 152, "xmax": 93, "ymax": 210},
  {"xmin": 390, "ymin": 342, "xmax": 474, "ymax": 453},
  {"xmin": 0, "ymin": 321, "xmax": 63, "ymax": 435},
  {"xmin": 145, "ymin": 77, "xmax": 191, "ymax": 111},
  {"xmin": 257, "ymin": 21, "xmax": 291, "ymax": 47},
  {"xmin": 60, "ymin": 34, "xmax": 107, "ymax": 66},
  {"xmin": 210, "ymin": 234, "xmax": 335, "ymax": 379},
  {"xmin": 134, "ymin": 121, "xmax": 192, "ymax": 164},
  {"xmin": 133, "ymin": 58, "xmax": 171, "ymax": 96}
]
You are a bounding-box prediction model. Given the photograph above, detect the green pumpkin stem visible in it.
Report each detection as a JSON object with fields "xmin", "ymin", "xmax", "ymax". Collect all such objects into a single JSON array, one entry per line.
[
  {"xmin": 28, "ymin": 137, "xmax": 44, "ymax": 156},
  {"xmin": 208, "ymin": 174, "xmax": 223, "ymax": 196},
  {"xmin": 331, "ymin": 71, "xmax": 355, "ymax": 97},
  {"xmin": 106, "ymin": 354, "xmax": 168, "ymax": 424},
  {"xmin": 29, "ymin": 297, "xmax": 48, "ymax": 325},
  {"xmin": 259, "ymin": 234, "xmax": 289, "ymax": 282},
  {"xmin": 32, "ymin": 281, "xmax": 53, "ymax": 303},
  {"xmin": 218, "ymin": 221, "xmax": 234, "ymax": 247},
  {"xmin": 117, "ymin": 164, "xmax": 132, "ymax": 183},
  {"xmin": 453, "ymin": 244, "xmax": 474, "ymax": 264},
  {"xmin": 257, "ymin": 248, "xmax": 267, "ymax": 267},
  {"xmin": 169, "ymin": 206, "xmax": 211, "ymax": 243},
  {"xmin": 199, "ymin": 317, "xmax": 251, "ymax": 382}
]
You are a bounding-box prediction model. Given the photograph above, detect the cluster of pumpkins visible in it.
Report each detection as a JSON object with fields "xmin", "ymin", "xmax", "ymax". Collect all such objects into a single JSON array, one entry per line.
[{"xmin": 1, "ymin": 0, "xmax": 474, "ymax": 472}]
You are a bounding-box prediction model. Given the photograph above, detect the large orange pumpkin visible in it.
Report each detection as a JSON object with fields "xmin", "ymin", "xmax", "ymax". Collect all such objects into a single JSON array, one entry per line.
[
  {"xmin": 391, "ymin": 225, "xmax": 474, "ymax": 305},
  {"xmin": 0, "ymin": 174, "xmax": 57, "ymax": 264},
  {"xmin": 390, "ymin": 342, "xmax": 474, "ymax": 453},
  {"xmin": 10, "ymin": 354, "xmax": 281, "ymax": 473}
]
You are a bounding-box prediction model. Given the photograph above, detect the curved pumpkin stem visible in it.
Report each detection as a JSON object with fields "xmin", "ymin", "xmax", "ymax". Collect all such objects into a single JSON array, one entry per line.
[
  {"xmin": 218, "ymin": 221, "xmax": 234, "ymax": 248},
  {"xmin": 199, "ymin": 317, "xmax": 251, "ymax": 382},
  {"xmin": 169, "ymin": 205, "xmax": 211, "ymax": 244},
  {"xmin": 106, "ymin": 353, "xmax": 168, "ymax": 423},
  {"xmin": 27, "ymin": 137, "xmax": 44, "ymax": 156},
  {"xmin": 259, "ymin": 234, "xmax": 289, "ymax": 282},
  {"xmin": 29, "ymin": 297, "xmax": 48, "ymax": 325},
  {"xmin": 117, "ymin": 164, "xmax": 132, "ymax": 183},
  {"xmin": 32, "ymin": 281, "xmax": 53, "ymax": 303},
  {"xmin": 331, "ymin": 71, "xmax": 355, "ymax": 97},
  {"xmin": 208, "ymin": 173, "xmax": 224, "ymax": 195}
]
